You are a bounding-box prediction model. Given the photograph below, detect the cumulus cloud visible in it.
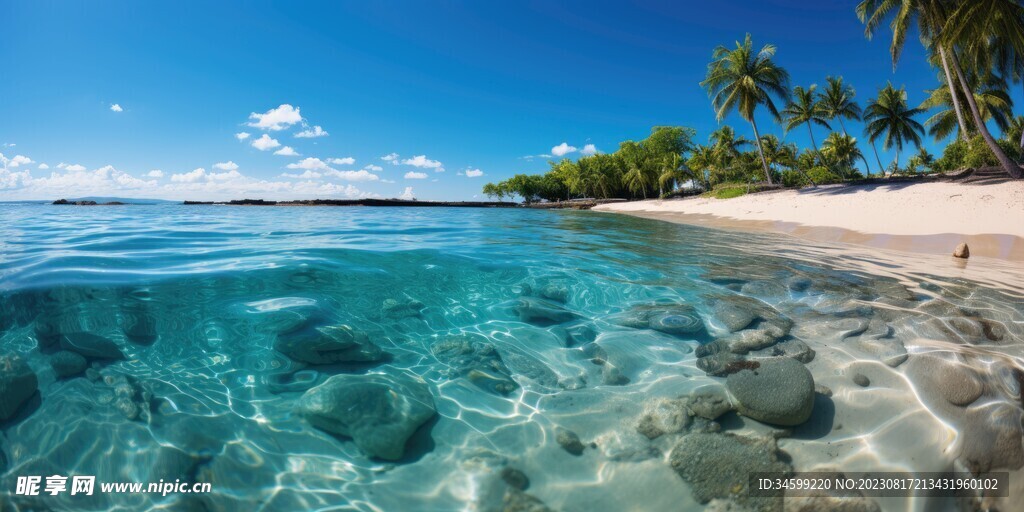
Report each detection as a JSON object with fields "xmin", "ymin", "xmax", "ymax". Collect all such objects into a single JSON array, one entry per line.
[
  {"xmin": 171, "ymin": 168, "xmax": 208, "ymax": 183},
  {"xmin": 328, "ymin": 157, "xmax": 355, "ymax": 165},
  {"xmin": 38, "ymin": 163, "xmax": 49, "ymax": 170},
  {"xmin": 280, "ymin": 170, "xmax": 322, "ymax": 179},
  {"xmin": 404, "ymin": 171, "xmax": 428, "ymax": 179},
  {"xmin": 7, "ymin": 155, "xmax": 34, "ymax": 168},
  {"xmin": 295, "ymin": 125, "xmax": 328, "ymax": 138},
  {"xmin": 213, "ymin": 161, "xmax": 239, "ymax": 171},
  {"xmin": 325, "ymin": 169, "xmax": 379, "ymax": 182},
  {"xmin": 64, "ymin": 164, "xmax": 86, "ymax": 172},
  {"xmin": 235, "ymin": 132, "xmax": 251, "ymax": 141},
  {"xmin": 147, "ymin": 170, "xmax": 164, "ymax": 178},
  {"xmin": 363, "ymin": 164, "xmax": 383, "ymax": 172},
  {"xmin": 287, "ymin": 157, "xmax": 330, "ymax": 170},
  {"xmin": 274, "ymin": 146, "xmax": 299, "ymax": 156},
  {"xmin": 551, "ymin": 142, "xmax": 577, "ymax": 157},
  {"xmin": 381, "ymin": 153, "xmax": 400, "ymax": 164},
  {"xmin": 251, "ymin": 134, "xmax": 281, "ymax": 151},
  {"xmin": 399, "ymin": 187, "xmax": 415, "ymax": 200},
  {"xmin": 402, "ymin": 155, "xmax": 443, "ymax": 169},
  {"xmin": 581, "ymin": 144, "xmax": 599, "ymax": 156},
  {"xmin": 110, "ymin": 104, "xmax": 123, "ymax": 112},
  {"xmin": 465, "ymin": 169, "xmax": 484, "ymax": 178},
  {"xmin": 248, "ymin": 104, "xmax": 303, "ymax": 131}
]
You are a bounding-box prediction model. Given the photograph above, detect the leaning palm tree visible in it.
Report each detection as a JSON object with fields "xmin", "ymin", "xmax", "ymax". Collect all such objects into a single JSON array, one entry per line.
[
  {"xmin": 781, "ymin": 84, "xmax": 833, "ymax": 185},
  {"xmin": 864, "ymin": 83, "xmax": 926, "ymax": 172},
  {"xmin": 758, "ymin": 134, "xmax": 798, "ymax": 175},
  {"xmin": 920, "ymin": 71, "xmax": 1013, "ymax": 142},
  {"xmin": 821, "ymin": 132, "xmax": 870, "ymax": 179},
  {"xmin": 701, "ymin": 34, "xmax": 790, "ymax": 185},
  {"xmin": 657, "ymin": 153, "xmax": 687, "ymax": 196}
]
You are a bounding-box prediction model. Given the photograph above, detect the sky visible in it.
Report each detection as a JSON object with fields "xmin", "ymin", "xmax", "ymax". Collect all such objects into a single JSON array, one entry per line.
[{"xmin": 1, "ymin": 0, "xmax": 1021, "ymax": 201}]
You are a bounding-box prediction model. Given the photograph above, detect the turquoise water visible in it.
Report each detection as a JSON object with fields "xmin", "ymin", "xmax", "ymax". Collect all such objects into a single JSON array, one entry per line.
[{"xmin": 1, "ymin": 204, "xmax": 1022, "ymax": 511}]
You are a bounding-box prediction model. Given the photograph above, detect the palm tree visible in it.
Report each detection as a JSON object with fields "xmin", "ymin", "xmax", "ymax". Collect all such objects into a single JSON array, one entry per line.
[
  {"xmin": 919, "ymin": 71, "xmax": 1014, "ymax": 141},
  {"xmin": 781, "ymin": 84, "xmax": 832, "ymax": 185},
  {"xmin": 657, "ymin": 153, "xmax": 687, "ymax": 196},
  {"xmin": 619, "ymin": 140, "xmax": 653, "ymax": 199},
  {"xmin": 701, "ymin": 34, "xmax": 790, "ymax": 185},
  {"xmin": 818, "ymin": 76, "xmax": 878, "ymax": 176},
  {"xmin": 688, "ymin": 144, "xmax": 716, "ymax": 189},
  {"xmin": 864, "ymin": 83, "xmax": 926, "ymax": 172},
  {"xmin": 906, "ymin": 147, "xmax": 936, "ymax": 173},
  {"xmin": 758, "ymin": 134, "xmax": 798, "ymax": 174},
  {"xmin": 1007, "ymin": 115, "xmax": 1024, "ymax": 150},
  {"xmin": 821, "ymin": 132, "xmax": 870, "ymax": 179},
  {"xmin": 709, "ymin": 126, "xmax": 750, "ymax": 183}
]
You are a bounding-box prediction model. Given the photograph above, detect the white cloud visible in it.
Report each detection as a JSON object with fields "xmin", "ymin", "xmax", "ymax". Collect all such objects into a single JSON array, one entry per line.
[
  {"xmin": 208, "ymin": 170, "xmax": 242, "ymax": 181},
  {"xmin": 325, "ymin": 169, "xmax": 380, "ymax": 182},
  {"xmin": 381, "ymin": 153, "xmax": 400, "ymax": 165},
  {"xmin": 64, "ymin": 164, "xmax": 86, "ymax": 172},
  {"xmin": 251, "ymin": 134, "xmax": 281, "ymax": 151},
  {"xmin": 328, "ymin": 157, "xmax": 355, "ymax": 165},
  {"xmin": 381, "ymin": 178, "xmax": 395, "ymax": 183},
  {"xmin": 581, "ymin": 144, "xmax": 599, "ymax": 156},
  {"xmin": 147, "ymin": 170, "xmax": 164, "ymax": 178},
  {"xmin": 274, "ymin": 146, "xmax": 300, "ymax": 156},
  {"xmin": 404, "ymin": 171, "xmax": 428, "ymax": 179},
  {"xmin": 287, "ymin": 157, "xmax": 330, "ymax": 170},
  {"xmin": 7, "ymin": 155, "xmax": 34, "ymax": 168},
  {"xmin": 280, "ymin": 170, "xmax": 322, "ymax": 179},
  {"xmin": 213, "ymin": 161, "xmax": 239, "ymax": 171},
  {"xmin": 171, "ymin": 168, "xmax": 208, "ymax": 183},
  {"xmin": 38, "ymin": 163, "xmax": 49, "ymax": 170},
  {"xmin": 399, "ymin": 187, "xmax": 415, "ymax": 200},
  {"xmin": 235, "ymin": 132, "xmax": 251, "ymax": 141},
  {"xmin": 295, "ymin": 125, "xmax": 328, "ymax": 138},
  {"xmin": 401, "ymin": 155, "xmax": 443, "ymax": 169},
  {"xmin": 248, "ymin": 104, "xmax": 303, "ymax": 131},
  {"xmin": 465, "ymin": 169, "xmax": 484, "ymax": 178},
  {"xmin": 363, "ymin": 164, "xmax": 383, "ymax": 172},
  {"xmin": 110, "ymin": 104, "xmax": 123, "ymax": 112},
  {"xmin": 551, "ymin": 142, "xmax": 577, "ymax": 157}
]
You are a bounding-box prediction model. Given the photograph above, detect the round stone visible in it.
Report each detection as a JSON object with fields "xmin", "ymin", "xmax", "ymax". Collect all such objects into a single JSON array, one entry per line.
[{"xmin": 726, "ymin": 357, "xmax": 815, "ymax": 426}]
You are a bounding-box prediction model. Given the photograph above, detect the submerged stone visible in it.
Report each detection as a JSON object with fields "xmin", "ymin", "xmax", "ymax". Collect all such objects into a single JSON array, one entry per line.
[
  {"xmin": 123, "ymin": 314, "xmax": 158, "ymax": 345},
  {"xmin": 686, "ymin": 385, "xmax": 733, "ymax": 420},
  {"xmin": 669, "ymin": 432, "xmax": 790, "ymax": 511},
  {"xmin": 274, "ymin": 324, "xmax": 384, "ymax": 365},
  {"xmin": 712, "ymin": 301, "xmax": 758, "ymax": 332},
  {"xmin": 381, "ymin": 298, "xmax": 425, "ymax": 319},
  {"xmin": 431, "ymin": 335, "xmax": 518, "ymax": 395},
  {"xmin": 0, "ymin": 353, "xmax": 38, "ymax": 421},
  {"xmin": 610, "ymin": 303, "xmax": 707, "ymax": 339},
  {"xmin": 726, "ymin": 357, "xmax": 815, "ymax": 426},
  {"xmin": 50, "ymin": 350, "xmax": 87, "ymax": 379},
  {"xmin": 749, "ymin": 339, "xmax": 815, "ymax": 364},
  {"xmin": 514, "ymin": 297, "xmax": 578, "ymax": 325},
  {"xmin": 555, "ymin": 427, "xmax": 585, "ymax": 456},
  {"xmin": 296, "ymin": 372, "xmax": 436, "ymax": 460},
  {"xmin": 905, "ymin": 355, "xmax": 984, "ymax": 407},
  {"xmin": 60, "ymin": 332, "xmax": 126, "ymax": 360},
  {"xmin": 637, "ymin": 398, "xmax": 692, "ymax": 439}
]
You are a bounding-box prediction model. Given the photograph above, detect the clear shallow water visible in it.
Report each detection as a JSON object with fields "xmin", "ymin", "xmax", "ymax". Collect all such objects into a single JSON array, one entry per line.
[{"xmin": 0, "ymin": 204, "xmax": 1022, "ymax": 512}]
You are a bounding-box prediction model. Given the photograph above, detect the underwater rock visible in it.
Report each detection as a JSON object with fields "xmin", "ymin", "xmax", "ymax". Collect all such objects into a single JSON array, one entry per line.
[
  {"xmin": 431, "ymin": 335, "xmax": 518, "ymax": 395},
  {"xmin": 726, "ymin": 325, "xmax": 787, "ymax": 354},
  {"xmin": 100, "ymin": 371, "xmax": 153, "ymax": 421},
  {"xmin": 809, "ymin": 296, "xmax": 873, "ymax": 318},
  {"xmin": 749, "ymin": 339, "xmax": 815, "ymax": 364},
  {"xmin": 59, "ymin": 332, "xmax": 125, "ymax": 360},
  {"xmin": 514, "ymin": 297, "xmax": 578, "ymax": 325},
  {"xmin": 555, "ymin": 427, "xmax": 585, "ymax": 456},
  {"xmin": 610, "ymin": 303, "xmax": 707, "ymax": 338},
  {"xmin": 851, "ymin": 337, "xmax": 908, "ymax": 367},
  {"xmin": 695, "ymin": 345, "xmax": 755, "ymax": 377},
  {"xmin": 740, "ymin": 280, "xmax": 789, "ymax": 300},
  {"xmin": 267, "ymin": 370, "xmax": 322, "ymax": 394},
  {"xmin": 50, "ymin": 350, "xmax": 87, "ymax": 379},
  {"xmin": 500, "ymin": 467, "xmax": 530, "ymax": 491},
  {"xmin": 726, "ymin": 357, "xmax": 815, "ymax": 426},
  {"xmin": 551, "ymin": 323, "xmax": 596, "ymax": 347},
  {"xmin": 852, "ymin": 373, "xmax": 870, "ymax": 387},
  {"xmin": 712, "ymin": 301, "xmax": 758, "ymax": 332},
  {"xmin": 123, "ymin": 314, "xmax": 158, "ymax": 345},
  {"xmin": 958, "ymin": 403, "xmax": 1024, "ymax": 472},
  {"xmin": 687, "ymin": 385, "xmax": 733, "ymax": 421},
  {"xmin": 0, "ymin": 353, "xmax": 38, "ymax": 421},
  {"xmin": 905, "ymin": 355, "xmax": 984, "ymax": 406},
  {"xmin": 669, "ymin": 432, "xmax": 790, "ymax": 511},
  {"xmin": 33, "ymin": 317, "xmax": 65, "ymax": 350},
  {"xmin": 502, "ymin": 487, "xmax": 555, "ymax": 512},
  {"xmin": 498, "ymin": 348, "xmax": 559, "ymax": 389},
  {"xmin": 381, "ymin": 298, "xmax": 425, "ymax": 319},
  {"xmin": 296, "ymin": 372, "xmax": 436, "ymax": 460},
  {"xmin": 637, "ymin": 398, "xmax": 692, "ymax": 439},
  {"xmin": 274, "ymin": 324, "xmax": 384, "ymax": 365},
  {"xmin": 785, "ymin": 495, "xmax": 881, "ymax": 512},
  {"xmin": 828, "ymin": 318, "xmax": 870, "ymax": 340},
  {"xmin": 785, "ymin": 276, "xmax": 813, "ymax": 292}
]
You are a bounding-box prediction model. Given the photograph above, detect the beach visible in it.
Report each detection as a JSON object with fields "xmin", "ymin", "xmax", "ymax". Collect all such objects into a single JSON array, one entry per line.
[{"xmin": 594, "ymin": 180, "xmax": 1024, "ymax": 261}]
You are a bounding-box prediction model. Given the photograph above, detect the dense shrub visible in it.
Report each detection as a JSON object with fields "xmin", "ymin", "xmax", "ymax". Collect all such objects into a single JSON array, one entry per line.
[
  {"xmin": 936, "ymin": 136, "xmax": 1022, "ymax": 171},
  {"xmin": 781, "ymin": 167, "xmax": 842, "ymax": 187}
]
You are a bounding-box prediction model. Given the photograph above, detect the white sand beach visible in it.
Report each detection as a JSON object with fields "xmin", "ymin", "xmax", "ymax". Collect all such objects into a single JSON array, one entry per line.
[{"xmin": 594, "ymin": 181, "xmax": 1024, "ymax": 260}]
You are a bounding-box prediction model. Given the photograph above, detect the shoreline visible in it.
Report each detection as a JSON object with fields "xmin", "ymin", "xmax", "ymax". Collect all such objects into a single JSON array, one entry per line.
[{"xmin": 594, "ymin": 181, "xmax": 1024, "ymax": 262}]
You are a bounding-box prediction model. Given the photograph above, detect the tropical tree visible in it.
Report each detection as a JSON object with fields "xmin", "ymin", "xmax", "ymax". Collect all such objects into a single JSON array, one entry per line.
[
  {"xmin": 821, "ymin": 132, "xmax": 870, "ymax": 178},
  {"xmin": 758, "ymin": 134, "xmax": 798, "ymax": 174},
  {"xmin": 781, "ymin": 84, "xmax": 832, "ymax": 184},
  {"xmin": 819, "ymin": 76, "xmax": 879, "ymax": 176},
  {"xmin": 701, "ymin": 34, "xmax": 790, "ymax": 185},
  {"xmin": 1007, "ymin": 115, "xmax": 1024, "ymax": 150},
  {"xmin": 657, "ymin": 153, "xmax": 688, "ymax": 196},
  {"xmin": 920, "ymin": 71, "xmax": 1014, "ymax": 141},
  {"xmin": 708, "ymin": 126, "xmax": 749, "ymax": 183},
  {"xmin": 687, "ymin": 144, "xmax": 716, "ymax": 189},
  {"xmin": 619, "ymin": 140, "xmax": 654, "ymax": 199},
  {"xmin": 864, "ymin": 83, "xmax": 926, "ymax": 171},
  {"xmin": 906, "ymin": 147, "xmax": 936, "ymax": 173}
]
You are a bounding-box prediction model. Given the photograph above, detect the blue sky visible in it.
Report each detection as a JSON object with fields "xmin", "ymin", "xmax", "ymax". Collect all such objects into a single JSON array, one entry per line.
[{"xmin": 1, "ymin": 0, "xmax": 1020, "ymax": 201}]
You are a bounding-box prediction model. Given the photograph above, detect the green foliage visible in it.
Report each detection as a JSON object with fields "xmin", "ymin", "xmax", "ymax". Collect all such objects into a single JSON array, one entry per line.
[
  {"xmin": 781, "ymin": 167, "xmax": 842, "ymax": 187},
  {"xmin": 708, "ymin": 187, "xmax": 748, "ymax": 199},
  {"xmin": 935, "ymin": 136, "xmax": 1023, "ymax": 171}
]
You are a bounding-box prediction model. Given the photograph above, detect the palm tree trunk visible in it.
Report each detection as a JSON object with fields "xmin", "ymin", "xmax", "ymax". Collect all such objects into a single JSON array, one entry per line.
[
  {"xmin": 870, "ymin": 142, "xmax": 883, "ymax": 176},
  {"xmin": 837, "ymin": 117, "xmax": 848, "ymax": 136},
  {"xmin": 938, "ymin": 46, "xmax": 971, "ymax": 141},
  {"xmin": 749, "ymin": 118, "xmax": 774, "ymax": 185},
  {"xmin": 800, "ymin": 123, "xmax": 820, "ymax": 186},
  {"xmin": 949, "ymin": 50, "xmax": 1023, "ymax": 179}
]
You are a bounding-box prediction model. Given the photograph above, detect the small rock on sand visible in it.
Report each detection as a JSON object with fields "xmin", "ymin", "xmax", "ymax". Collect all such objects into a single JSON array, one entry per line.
[
  {"xmin": 952, "ymin": 243, "xmax": 970, "ymax": 259},
  {"xmin": 556, "ymin": 427, "xmax": 585, "ymax": 456},
  {"xmin": 852, "ymin": 373, "xmax": 870, "ymax": 387},
  {"xmin": 726, "ymin": 357, "xmax": 815, "ymax": 426},
  {"xmin": 670, "ymin": 432, "xmax": 790, "ymax": 511}
]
